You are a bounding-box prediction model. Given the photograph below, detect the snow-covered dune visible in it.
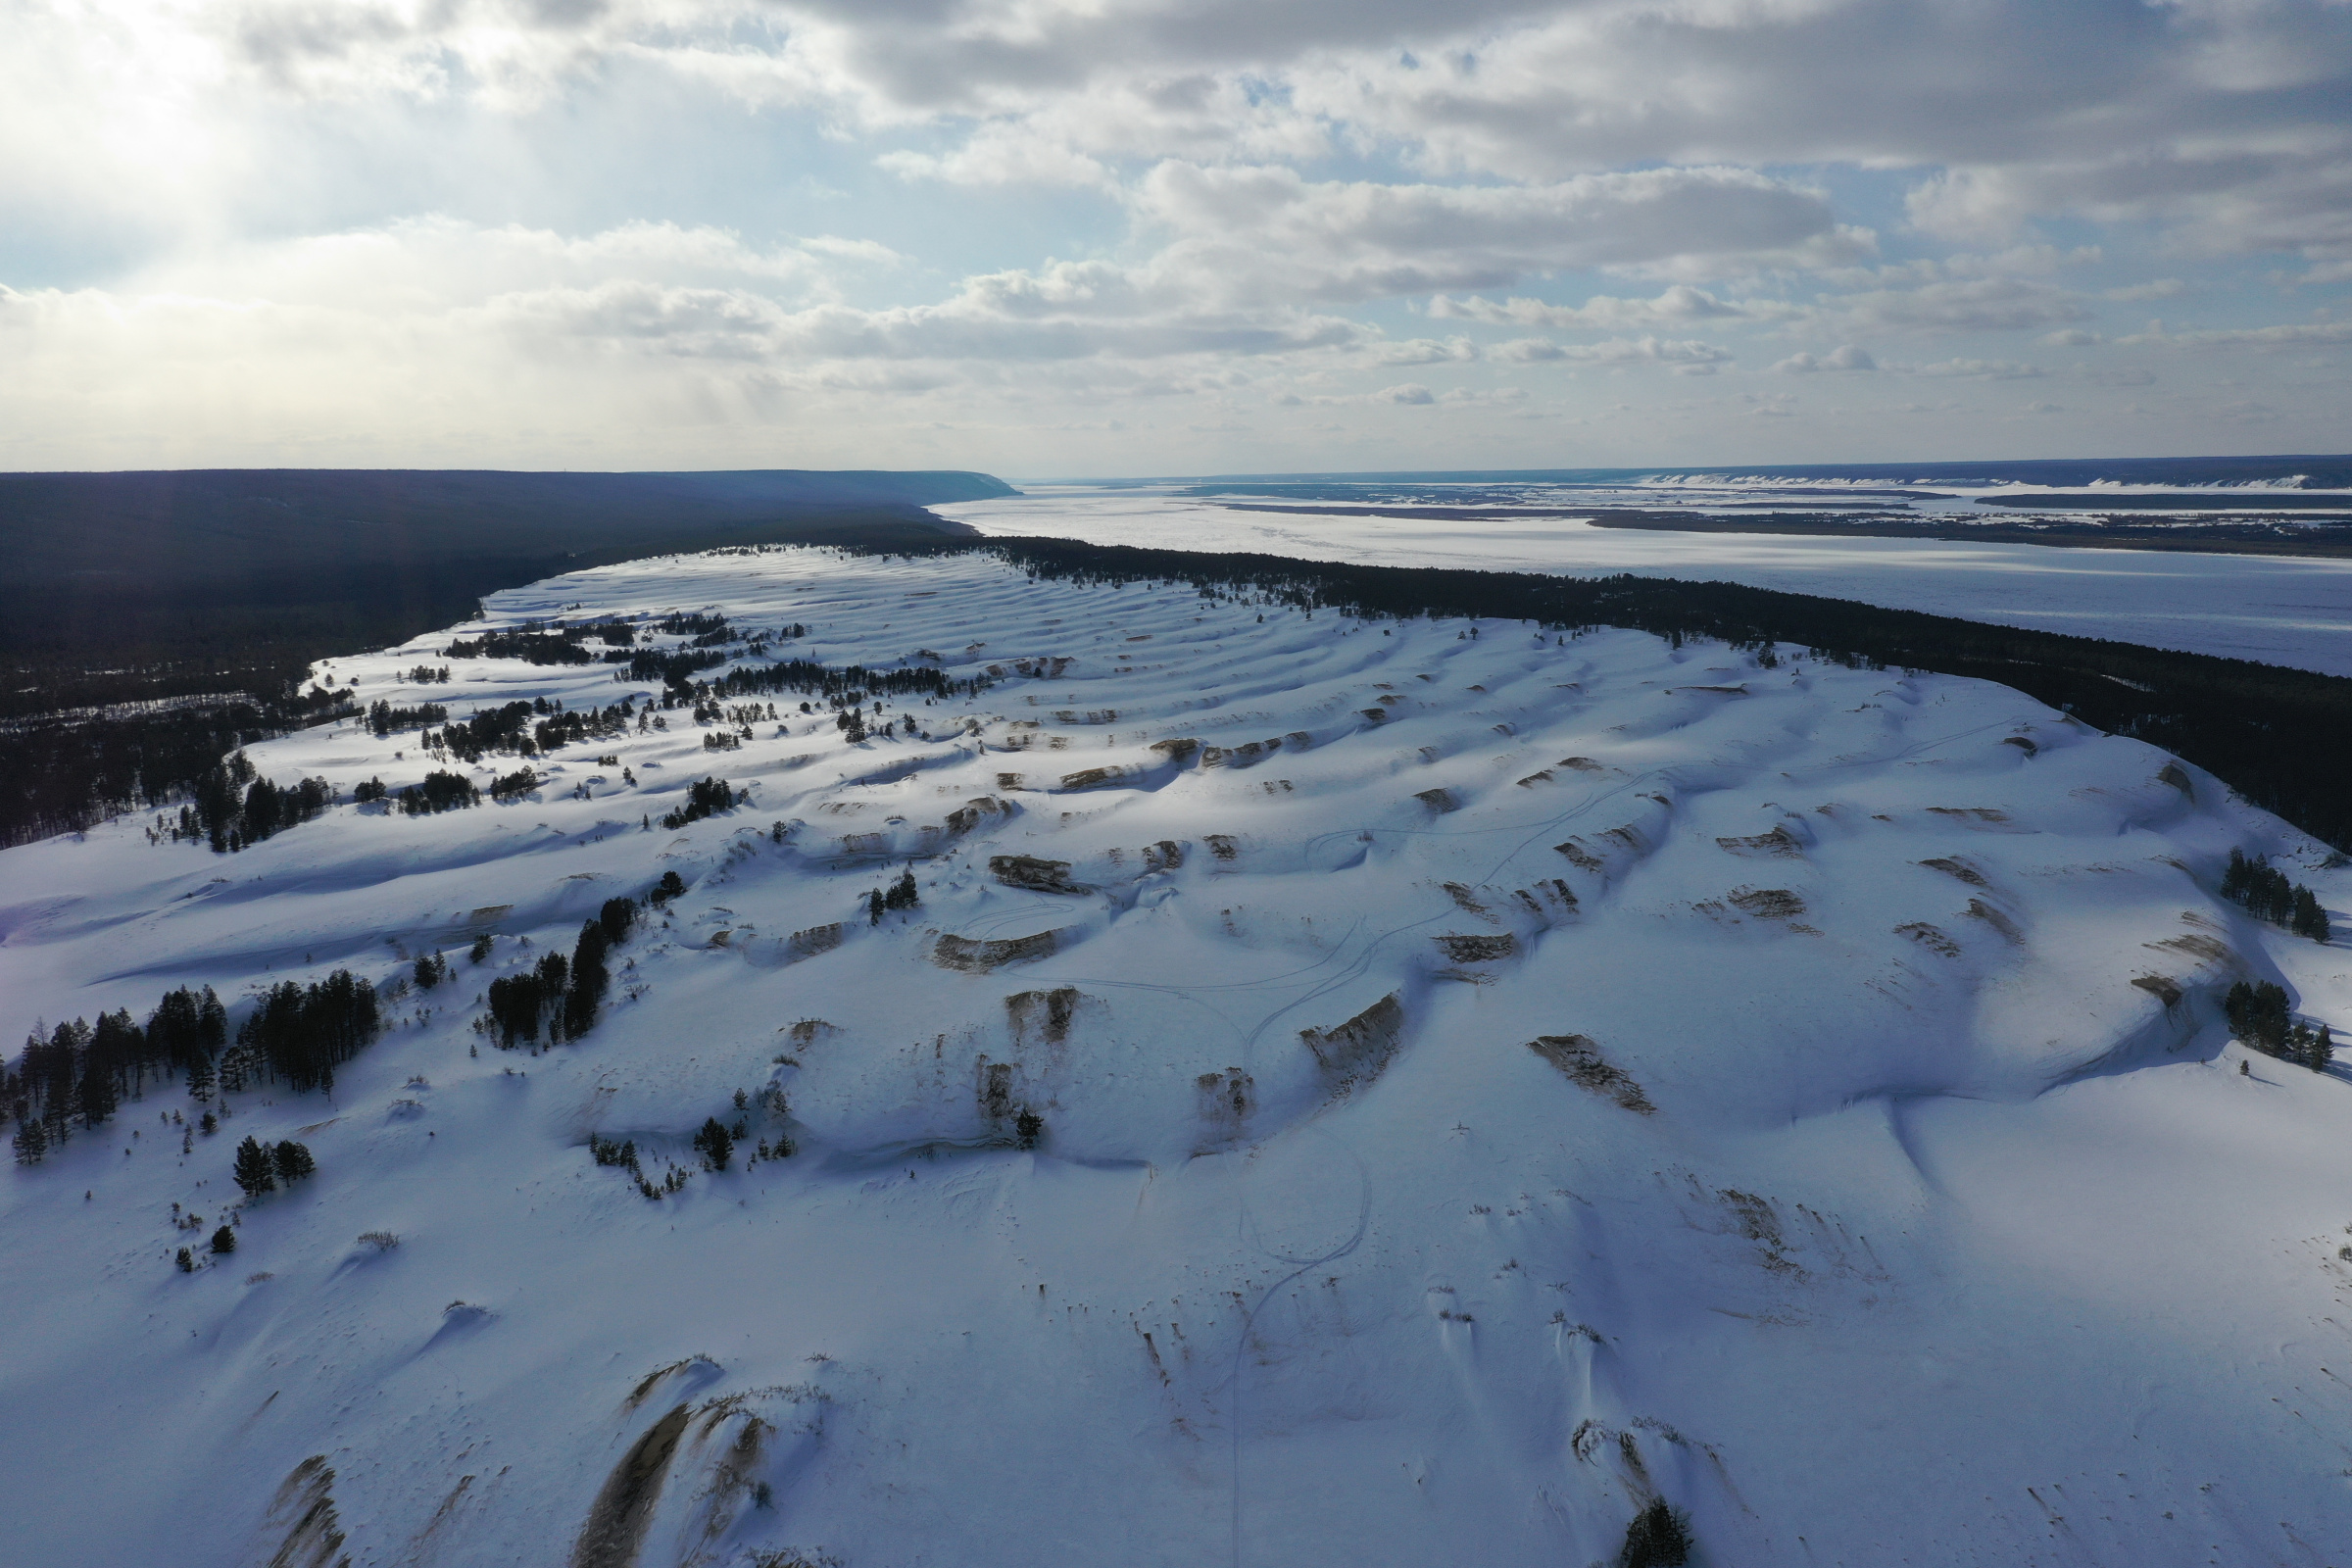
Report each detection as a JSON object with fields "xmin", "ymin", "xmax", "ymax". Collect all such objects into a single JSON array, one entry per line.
[{"xmin": 3, "ymin": 545, "xmax": 2349, "ymax": 1567}]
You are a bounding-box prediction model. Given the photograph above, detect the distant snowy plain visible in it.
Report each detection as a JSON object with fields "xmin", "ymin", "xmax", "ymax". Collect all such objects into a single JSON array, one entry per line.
[
  {"xmin": 4, "ymin": 544, "xmax": 2351, "ymax": 1566},
  {"xmin": 940, "ymin": 484, "xmax": 2352, "ymax": 678}
]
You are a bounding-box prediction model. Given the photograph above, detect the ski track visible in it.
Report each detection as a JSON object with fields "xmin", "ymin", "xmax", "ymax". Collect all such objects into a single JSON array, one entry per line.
[{"xmin": 3, "ymin": 544, "xmax": 2351, "ymax": 1567}]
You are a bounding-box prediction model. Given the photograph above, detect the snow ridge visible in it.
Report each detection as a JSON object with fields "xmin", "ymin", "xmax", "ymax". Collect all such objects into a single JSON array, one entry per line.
[{"xmin": 3, "ymin": 545, "xmax": 2350, "ymax": 1567}]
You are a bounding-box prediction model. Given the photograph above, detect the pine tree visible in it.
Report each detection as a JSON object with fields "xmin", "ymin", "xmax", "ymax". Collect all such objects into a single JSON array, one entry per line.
[
  {"xmin": 2317, "ymin": 1024, "xmax": 2335, "ymax": 1074},
  {"xmin": 693, "ymin": 1116, "xmax": 733, "ymax": 1172},
  {"xmin": 1618, "ymin": 1499, "xmax": 1693, "ymax": 1568},
  {"xmin": 2293, "ymin": 886, "xmax": 2332, "ymax": 943},
  {"xmin": 272, "ymin": 1140, "xmax": 316, "ymax": 1183},
  {"xmin": 598, "ymin": 897, "xmax": 640, "ymax": 945},
  {"xmin": 185, "ymin": 1049, "xmax": 215, "ymax": 1102},
  {"xmin": 12, "ymin": 1117, "xmax": 46, "ymax": 1165},
  {"xmin": 76, "ymin": 1038, "xmax": 117, "ymax": 1130},
  {"xmin": 232, "ymin": 1135, "xmax": 277, "ymax": 1197},
  {"xmin": 209, "ymin": 1225, "xmax": 236, "ymax": 1255},
  {"xmin": 2225, "ymin": 979, "xmax": 2294, "ymax": 1056},
  {"xmin": 175, "ymin": 1247, "xmax": 195, "ymax": 1272},
  {"xmin": 564, "ymin": 919, "xmax": 612, "ymax": 1038}
]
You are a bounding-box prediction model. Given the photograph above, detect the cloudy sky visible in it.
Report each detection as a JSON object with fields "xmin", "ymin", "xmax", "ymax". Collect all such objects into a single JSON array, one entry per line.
[{"xmin": 4, "ymin": 0, "xmax": 2349, "ymax": 474}]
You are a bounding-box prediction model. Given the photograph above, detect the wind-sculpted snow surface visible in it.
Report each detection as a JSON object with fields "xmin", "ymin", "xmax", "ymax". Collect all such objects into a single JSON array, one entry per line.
[{"xmin": 3, "ymin": 547, "xmax": 2351, "ymax": 1566}]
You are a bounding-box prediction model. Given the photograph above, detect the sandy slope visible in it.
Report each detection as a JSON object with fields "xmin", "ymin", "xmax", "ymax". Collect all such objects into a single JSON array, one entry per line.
[{"xmin": 2, "ymin": 544, "xmax": 2349, "ymax": 1568}]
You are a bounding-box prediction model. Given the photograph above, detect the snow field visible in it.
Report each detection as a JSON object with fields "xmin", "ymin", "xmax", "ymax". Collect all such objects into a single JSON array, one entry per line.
[
  {"xmin": 1, "ymin": 544, "xmax": 2350, "ymax": 1566},
  {"xmin": 939, "ymin": 485, "xmax": 2352, "ymax": 678}
]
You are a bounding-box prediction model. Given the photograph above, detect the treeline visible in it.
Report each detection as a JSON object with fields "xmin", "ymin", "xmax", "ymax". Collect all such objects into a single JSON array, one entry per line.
[
  {"xmin": 2225, "ymin": 981, "xmax": 2334, "ymax": 1072},
  {"xmin": 9, "ymin": 986, "xmax": 228, "ymax": 1160},
  {"xmin": 707, "ymin": 657, "xmax": 964, "ymax": 706},
  {"xmin": 451, "ymin": 612, "xmax": 783, "ymax": 679},
  {"xmin": 444, "ymin": 620, "xmax": 630, "ymax": 664},
  {"xmin": 7, "ymin": 971, "xmax": 376, "ymax": 1161},
  {"xmin": 660, "ymin": 777, "xmax": 736, "ymax": 831},
  {"xmin": 220, "ymin": 971, "xmax": 381, "ymax": 1094},
  {"xmin": 10, "ymin": 970, "xmax": 383, "ymax": 1163},
  {"xmin": 426, "ymin": 695, "xmax": 634, "ymax": 763},
  {"xmin": 2221, "ymin": 850, "xmax": 2331, "ymax": 941},
  {"xmin": 3, "ymin": 685, "xmax": 352, "ymax": 849},
  {"xmin": 656, "ymin": 611, "xmax": 733, "ymax": 640},
  {"xmin": 486, "ymin": 897, "xmax": 637, "ymax": 1047},
  {"xmin": 156, "ymin": 751, "xmax": 332, "ymax": 854},
  {"xmin": 367, "ymin": 699, "xmax": 448, "ymax": 736},
  {"xmin": 884, "ymin": 535, "xmax": 2352, "ymax": 853},
  {"xmin": 620, "ymin": 647, "xmax": 730, "ymax": 690},
  {"xmin": 355, "ymin": 770, "xmax": 481, "ymax": 814},
  {"xmin": 0, "ymin": 480, "xmax": 974, "ymax": 849}
]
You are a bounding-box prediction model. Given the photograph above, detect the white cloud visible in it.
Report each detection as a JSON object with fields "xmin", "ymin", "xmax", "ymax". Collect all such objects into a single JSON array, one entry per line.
[
  {"xmin": 1908, "ymin": 150, "xmax": 2352, "ymax": 259},
  {"xmin": 1427, "ymin": 284, "xmax": 1769, "ymax": 328},
  {"xmin": 1437, "ymin": 385, "xmax": 1527, "ymax": 406},
  {"xmin": 2116, "ymin": 318, "xmax": 2352, "ymax": 350},
  {"xmin": 1896, "ymin": 358, "xmax": 2047, "ymax": 379},
  {"xmin": 2106, "ymin": 278, "xmax": 2185, "ymax": 302},
  {"xmin": 1131, "ymin": 162, "xmax": 1864, "ymax": 305},
  {"xmin": 1274, "ymin": 382, "xmax": 1443, "ymax": 407},
  {"xmin": 1813, "ymin": 277, "xmax": 2092, "ymax": 335},
  {"xmin": 1375, "ymin": 336, "xmax": 1481, "ymax": 365},
  {"xmin": 1490, "ymin": 335, "xmax": 1735, "ymax": 367},
  {"xmin": 5, "ymin": 0, "xmax": 2351, "ymax": 466},
  {"xmin": 1773, "ymin": 345, "xmax": 1877, "ymax": 373}
]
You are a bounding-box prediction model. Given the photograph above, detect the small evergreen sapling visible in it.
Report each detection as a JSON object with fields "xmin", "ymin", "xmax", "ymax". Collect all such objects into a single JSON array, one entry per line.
[{"xmin": 866, "ymin": 867, "xmax": 920, "ymax": 924}]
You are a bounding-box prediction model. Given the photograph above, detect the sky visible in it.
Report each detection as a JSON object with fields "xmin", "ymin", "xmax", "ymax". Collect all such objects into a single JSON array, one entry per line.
[{"xmin": 2, "ymin": 0, "xmax": 2349, "ymax": 476}]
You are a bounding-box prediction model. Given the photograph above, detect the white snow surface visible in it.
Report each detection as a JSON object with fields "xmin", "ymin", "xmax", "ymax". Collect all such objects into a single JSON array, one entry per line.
[
  {"xmin": 4, "ymin": 545, "xmax": 2352, "ymax": 1567},
  {"xmin": 939, "ymin": 485, "xmax": 2352, "ymax": 678}
]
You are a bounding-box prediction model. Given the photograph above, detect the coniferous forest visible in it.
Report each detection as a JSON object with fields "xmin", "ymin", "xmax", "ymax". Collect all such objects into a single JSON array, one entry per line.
[{"xmin": 0, "ymin": 470, "xmax": 993, "ymax": 847}]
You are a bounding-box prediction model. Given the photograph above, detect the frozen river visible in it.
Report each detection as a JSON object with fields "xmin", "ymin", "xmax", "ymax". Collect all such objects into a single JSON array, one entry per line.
[{"xmin": 938, "ymin": 483, "xmax": 2352, "ymax": 678}]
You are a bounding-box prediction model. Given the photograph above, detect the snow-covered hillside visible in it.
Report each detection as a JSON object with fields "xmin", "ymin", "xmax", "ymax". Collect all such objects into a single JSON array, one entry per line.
[{"xmin": 4, "ymin": 544, "xmax": 2350, "ymax": 1568}]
